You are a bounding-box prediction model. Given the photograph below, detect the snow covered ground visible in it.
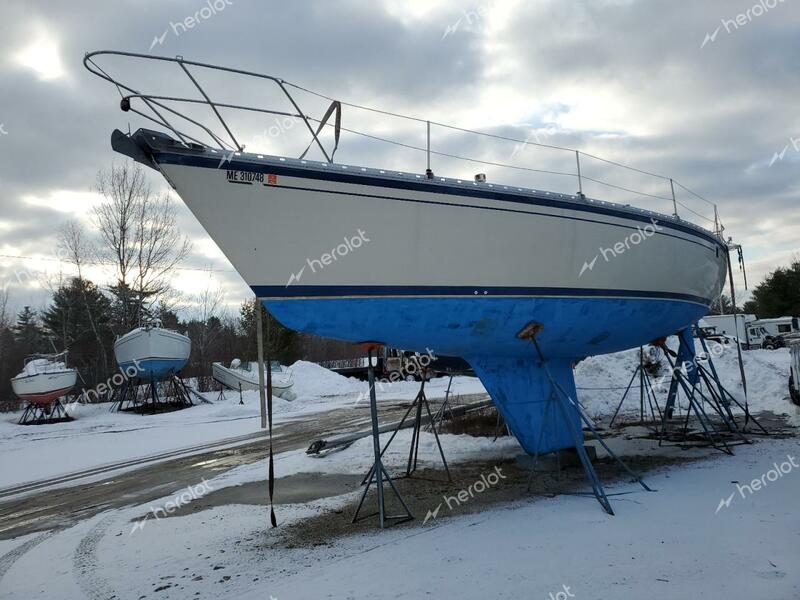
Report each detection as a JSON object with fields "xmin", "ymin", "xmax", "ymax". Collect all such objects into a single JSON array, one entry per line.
[
  {"xmin": 0, "ymin": 342, "xmax": 795, "ymax": 490},
  {"xmin": 0, "ymin": 343, "xmax": 798, "ymax": 599},
  {"xmin": 0, "ymin": 426, "xmax": 797, "ymax": 599},
  {"xmin": 0, "ymin": 361, "xmax": 485, "ymax": 488}
]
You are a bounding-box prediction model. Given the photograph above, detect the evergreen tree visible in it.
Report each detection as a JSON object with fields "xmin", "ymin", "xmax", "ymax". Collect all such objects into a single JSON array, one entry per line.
[
  {"xmin": 709, "ymin": 294, "xmax": 737, "ymax": 315},
  {"xmin": 238, "ymin": 299, "xmax": 302, "ymax": 365},
  {"xmin": 12, "ymin": 307, "xmax": 47, "ymax": 355},
  {"xmin": 42, "ymin": 278, "xmax": 114, "ymax": 387},
  {"xmin": 0, "ymin": 321, "xmax": 19, "ymax": 410},
  {"xmin": 746, "ymin": 259, "xmax": 800, "ymax": 318},
  {"xmin": 107, "ymin": 282, "xmax": 156, "ymax": 333}
]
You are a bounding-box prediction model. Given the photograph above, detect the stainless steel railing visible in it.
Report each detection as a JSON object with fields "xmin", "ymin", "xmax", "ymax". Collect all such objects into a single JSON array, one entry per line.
[{"xmin": 84, "ymin": 50, "xmax": 723, "ymax": 235}]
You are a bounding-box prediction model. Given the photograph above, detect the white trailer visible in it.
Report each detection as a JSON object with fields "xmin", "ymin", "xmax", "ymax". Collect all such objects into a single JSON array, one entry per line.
[
  {"xmin": 752, "ymin": 317, "xmax": 799, "ymax": 337},
  {"xmin": 698, "ymin": 314, "xmax": 757, "ymax": 347},
  {"xmin": 747, "ymin": 316, "xmax": 800, "ymax": 350}
]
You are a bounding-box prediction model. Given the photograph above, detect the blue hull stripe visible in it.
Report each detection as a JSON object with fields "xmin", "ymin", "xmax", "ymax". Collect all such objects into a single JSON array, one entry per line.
[
  {"xmin": 119, "ymin": 358, "xmax": 187, "ymax": 379},
  {"xmin": 252, "ymin": 285, "xmax": 713, "ymax": 307},
  {"xmin": 155, "ymin": 152, "xmax": 724, "ymax": 250}
]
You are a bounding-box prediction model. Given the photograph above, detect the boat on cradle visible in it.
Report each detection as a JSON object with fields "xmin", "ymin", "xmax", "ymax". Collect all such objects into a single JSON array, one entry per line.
[
  {"xmin": 114, "ymin": 324, "xmax": 191, "ymax": 380},
  {"xmin": 11, "ymin": 354, "xmax": 78, "ymax": 405},
  {"xmin": 87, "ymin": 52, "xmax": 728, "ymax": 455},
  {"xmin": 212, "ymin": 359, "xmax": 296, "ymax": 400}
]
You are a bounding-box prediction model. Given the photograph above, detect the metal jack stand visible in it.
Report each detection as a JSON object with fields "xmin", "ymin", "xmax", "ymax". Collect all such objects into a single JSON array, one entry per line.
[
  {"xmin": 609, "ymin": 347, "xmax": 664, "ymax": 432},
  {"xmin": 18, "ymin": 398, "xmax": 73, "ymax": 425},
  {"xmin": 657, "ymin": 329, "xmax": 763, "ymax": 453},
  {"xmin": 428, "ymin": 374, "xmax": 455, "ymax": 434},
  {"xmin": 361, "ymin": 367, "xmax": 452, "ymax": 484},
  {"xmin": 352, "ymin": 343, "xmax": 414, "ymax": 528},
  {"xmin": 518, "ymin": 322, "xmax": 652, "ymax": 515},
  {"xmin": 214, "ymin": 381, "xmax": 245, "ymax": 404},
  {"xmin": 111, "ymin": 373, "xmax": 193, "ymax": 414},
  {"xmin": 695, "ymin": 331, "xmax": 767, "ymax": 436}
]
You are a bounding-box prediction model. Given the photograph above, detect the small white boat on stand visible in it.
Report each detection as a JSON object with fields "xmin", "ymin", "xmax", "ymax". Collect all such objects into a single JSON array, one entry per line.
[
  {"xmin": 114, "ymin": 324, "xmax": 191, "ymax": 380},
  {"xmin": 112, "ymin": 322, "xmax": 193, "ymax": 412},
  {"xmin": 11, "ymin": 353, "xmax": 78, "ymax": 424},
  {"xmin": 212, "ymin": 359, "xmax": 296, "ymax": 401}
]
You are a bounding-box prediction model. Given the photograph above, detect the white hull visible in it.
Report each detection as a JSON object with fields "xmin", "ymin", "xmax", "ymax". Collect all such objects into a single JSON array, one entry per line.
[
  {"xmin": 11, "ymin": 370, "xmax": 78, "ymax": 404},
  {"xmin": 159, "ymin": 159, "xmax": 726, "ymax": 303},
  {"xmin": 114, "ymin": 327, "xmax": 191, "ymax": 370},
  {"xmin": 212, "ymin": 362, "xmax": 295, "ymax": 400}
]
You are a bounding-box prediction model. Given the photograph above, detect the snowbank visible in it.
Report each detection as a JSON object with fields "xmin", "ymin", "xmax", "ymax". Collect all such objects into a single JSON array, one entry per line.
[
  {"xmin": 576, "ymin": 339, "xmax": 796, "ymax": 420},
  {"xmin": 286, "ymin": 360, "xmax": 366, "ymax": 398}
]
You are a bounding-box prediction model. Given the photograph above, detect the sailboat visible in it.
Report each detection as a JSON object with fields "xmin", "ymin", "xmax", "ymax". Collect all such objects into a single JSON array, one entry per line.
[
  {"xmin": 87, "ymin": 52, "xmax": 728, "ymax": 455},
  {"xmin": 11, "ymin": 354, "xmax": 78, "ymax": 405},
  {"xmin": 114, "ymin": 323, "xmax": 191, "ymax": 380}
]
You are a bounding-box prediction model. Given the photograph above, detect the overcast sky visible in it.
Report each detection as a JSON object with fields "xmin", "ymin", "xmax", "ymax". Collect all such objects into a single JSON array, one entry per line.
[{"xmin": 1, "ymin": 0, "xmax": 798, "ymax": 319}]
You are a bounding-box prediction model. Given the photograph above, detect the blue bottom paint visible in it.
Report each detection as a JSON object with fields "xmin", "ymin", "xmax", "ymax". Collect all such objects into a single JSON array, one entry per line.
[
  {"xmin": 263, "ymin": 296, "xmax": 708, "ymax": 453},
  {"xmin": 665, "ymin": 327, "xmax": 699, "ymax": 414},
  {"xmin": 120, "ymin": 358, "xmax": 187, "ymax": 380},
  {"xmin": 469, "ymin": 356, "xmax": 581, "ymax": 453}
]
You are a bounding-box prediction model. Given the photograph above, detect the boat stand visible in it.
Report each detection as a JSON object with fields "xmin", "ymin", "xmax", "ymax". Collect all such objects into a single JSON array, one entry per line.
[
  {"xmin": 111, "ymin": 373, "xmax": 194, "ymax": 414},
  {"xmin": 518, "ymin": 322, "xmax": 652, "ymax": 515},
  {"xmin": 215, "ymin": 381, "xmax": 244, "ymax": 405},
  {"xmin": 18, "ymin": 398, "xmax": 73, "ymax": 425},
  {"xmin": 608, "ymin": 347, "xmax": 664, "ymax": 432},
  {"xmin": 656, "ymin": 329, "xmax": 762, "ymax": 453},
  {"xmin": 360, "ymin": 368, "xmax": 452, "ymax": 485},
  {"xmin": 352, "ymin": 343, "xmax": 414, "ymax": 528},
  {"xmin": 428, "ymin": 374, "xmax": 456, "ymax": 434}
]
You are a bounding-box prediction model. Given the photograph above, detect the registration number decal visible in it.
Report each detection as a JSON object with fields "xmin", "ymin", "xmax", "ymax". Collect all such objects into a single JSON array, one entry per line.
[{"xmin": 226, "ymin": 170, "xmax": 264, "ymax": 183}]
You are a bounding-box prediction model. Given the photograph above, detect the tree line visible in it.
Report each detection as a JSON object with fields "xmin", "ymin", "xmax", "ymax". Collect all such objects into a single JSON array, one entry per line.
[{"xmin": 0, "ymin": 162, "xmax": 355, "ymax": 411}]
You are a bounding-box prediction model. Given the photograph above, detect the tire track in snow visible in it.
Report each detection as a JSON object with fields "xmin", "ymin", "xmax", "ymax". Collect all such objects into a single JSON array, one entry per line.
[
  {"xmin": 0, "ymin": 530, "xmax": 56, "ymax": 584},
  {"xmin": 73, "ymin": 514, "xmax": 119, "ymax": 600}
]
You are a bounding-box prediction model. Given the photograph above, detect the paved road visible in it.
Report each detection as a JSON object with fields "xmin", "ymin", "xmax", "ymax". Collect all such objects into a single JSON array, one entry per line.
[{"xmin": 0, "ymin": 394, "xmax": 488, "ymax": 540}]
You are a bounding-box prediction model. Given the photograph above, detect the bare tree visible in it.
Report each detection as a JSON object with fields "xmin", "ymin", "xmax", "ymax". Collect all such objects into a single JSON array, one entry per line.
[
  {"xmin": 0, "ymin": 287, "xmax": 9, "ymax": 329},
  {"xmin": 94, "ymin": 162, "xmax": 192, "ymax": 330},
  {"xmin": 59, "ymin": 220, "xmax": 109, "ymax": 370},
  {"xmin": 191, "ymin": 276, "xmax": 226, "ymax": 391}
]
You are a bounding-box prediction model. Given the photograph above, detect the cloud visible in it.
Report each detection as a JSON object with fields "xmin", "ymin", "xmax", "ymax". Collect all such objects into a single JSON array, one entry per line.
[{"xmin": 0, "ymin": 0, "xmax": 798, "ymax": 315}]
